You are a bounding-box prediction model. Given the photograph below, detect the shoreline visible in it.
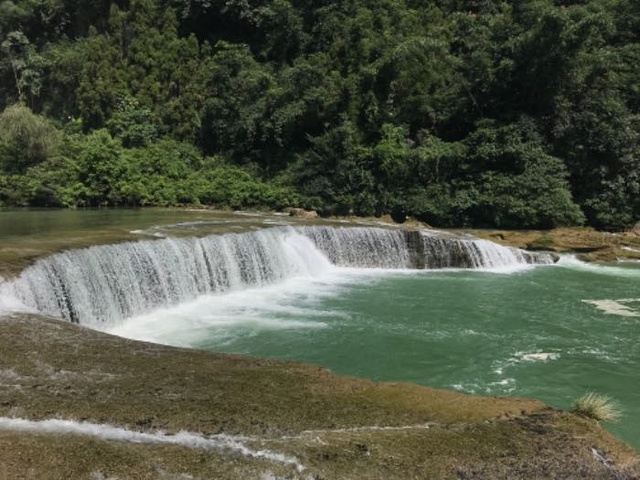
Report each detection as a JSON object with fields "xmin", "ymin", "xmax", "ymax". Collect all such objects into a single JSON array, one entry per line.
[
  {"xmin": 468, "ymin": 227, "xmax": 640, "ymax": 263},
  {"xmin": 0, "ymin": 314, "xmax": 638, "ymax": 479}
]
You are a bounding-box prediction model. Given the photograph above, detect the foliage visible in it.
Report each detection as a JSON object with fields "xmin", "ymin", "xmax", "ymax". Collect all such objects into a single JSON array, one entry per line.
[
  {"xmin": 0, "ymin": 126, "xmax": 296, "ymax": 210},
  {"xmin": 459, "ymin": 120, "xmax": 585, "ymax": 228},
  {"xmin": 1, "ymin": 31, "xmax": 44, "ymax": 106},
  {"xmin": 107, "ymin": 96, "xmax": 159, "ymax": 148},
  {"xmin": 0, "ymin": 103, "xmax": 62, "ymax": 174},
  {"xmin": 286, "ymin": 120, "xmax": 378, "ymax": 216},
  {"xmin": 0, "ymin": 0, "xmax": 638, "ymax": 229}
]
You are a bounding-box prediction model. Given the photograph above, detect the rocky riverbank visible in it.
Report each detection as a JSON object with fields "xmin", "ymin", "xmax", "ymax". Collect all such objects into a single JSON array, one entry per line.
[
  {"xmin": 0, "ymin": 314, "xmax": 638, "ymax": 479},
  {"xmin": 469, "ymin": 227, "xmax": 640, "ymax": 263}
]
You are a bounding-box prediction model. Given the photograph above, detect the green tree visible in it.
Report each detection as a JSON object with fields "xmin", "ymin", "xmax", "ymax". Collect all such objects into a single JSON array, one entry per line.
[
  {"xmin": 107, "ymin": 96, "xmax": 159, "ymax": 147},
  {"xmin": 0, "ymin": 103, "xmax": 62, "ymax": 174},
  {"xmin": 1, "ymin": 31, "xmax": 45, "ymax": 106},
  {"xmin": 74, "ymin": 129, "xmax": 126, "ymax": 206},
  {"xmin": 286, "ymin": 120, "xmax": 377, "ymax": 215},
  {"xmin": 462, "ymin": 120, "xmax": 585, "ymax": 228}
]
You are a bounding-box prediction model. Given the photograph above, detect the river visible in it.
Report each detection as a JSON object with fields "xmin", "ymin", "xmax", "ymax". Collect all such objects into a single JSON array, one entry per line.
[{"xmin": 1, "ymin": 209, "xmax": 638, "ymax": 448}]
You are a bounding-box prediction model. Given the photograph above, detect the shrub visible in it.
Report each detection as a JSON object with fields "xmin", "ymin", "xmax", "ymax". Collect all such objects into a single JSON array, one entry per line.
[
  {"xmin": 571, "ymin": 392, "xmax": 621, "ymax": 422},
  {"xmin": 0, "ymin": 104, "xmax": 62, "ymax": 174}
]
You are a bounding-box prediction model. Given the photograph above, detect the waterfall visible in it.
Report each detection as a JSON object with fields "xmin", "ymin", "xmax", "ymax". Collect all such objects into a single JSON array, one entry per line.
[
  {"xmin": 299, "ymin": 227, "xmax": 549, "ymax": 270},
  {"xmin": 299, "ymin": 226, "xmax": 412, "ymax": 268},
  {"xmin": 419, "ymin": 234, "xmax": 543, "ymax": 269},
  {"xmin": 0, "ymin": 226, "xmax": 553, "ymax": 326}
]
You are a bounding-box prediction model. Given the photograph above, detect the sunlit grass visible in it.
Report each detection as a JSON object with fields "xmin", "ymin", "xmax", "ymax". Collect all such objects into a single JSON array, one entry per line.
[{"xmin": 571, "ymin": 392, "xmax": 621, "ymax": 422}]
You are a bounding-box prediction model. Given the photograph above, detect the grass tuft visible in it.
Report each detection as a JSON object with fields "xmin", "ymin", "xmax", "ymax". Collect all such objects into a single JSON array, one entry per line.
[{"xmin": 571, "ymin": 392, "xmax": 621, "ymax": 422}]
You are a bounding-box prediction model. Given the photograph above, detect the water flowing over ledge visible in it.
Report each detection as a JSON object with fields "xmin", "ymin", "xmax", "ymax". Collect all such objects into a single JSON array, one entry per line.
[
  {"xmin": 0, "ymin": 226, "xmax": 554, "ymax": 327},
  {"xmin": 0, "ymin": 417, "xmax": 304, "ymax": 471}
]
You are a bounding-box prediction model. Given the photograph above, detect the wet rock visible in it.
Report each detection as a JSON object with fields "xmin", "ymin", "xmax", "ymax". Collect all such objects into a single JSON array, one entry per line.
[{"xmin": 404, "ymin": 230, "xmax": 426, "ymax": 269}]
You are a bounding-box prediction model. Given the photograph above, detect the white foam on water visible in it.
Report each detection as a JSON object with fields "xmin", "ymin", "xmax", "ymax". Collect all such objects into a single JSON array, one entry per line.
[
  {"xmin": 107, "ymin": 265, "xmax": 411, "ymax": 347},
  {"xmin": 517, "ymin": 352, "xmax": 560, "ymax": 362},
  {"xmin": 0, "ymin": 417, "xmax": 304, "ymax": 471},
  {"xmin": 491, "ymin": 351, "xmax": 561, "ymax": 378},
  {"xmin": 406, "ymin": 263, "xmax": 539, "ymax": 275},
  {"xmin": 452, "ymin": 378, "xmax": 518, "ymax": 396},
  {"xmin": 487, "ymin": 377, "xmax": 517, "ymax": 393},
  {"xmin": 582, "ymin": 299, "xmax": 640, "ymax": 318},
  {"xmin": 576, "ymin": 348, "xmax": 621, "ymax": 363},
  {"xmin": 473, "ymin": 263, "xmax": 538, "ymax": 274},
  {"xmin": 558, "ymin": 255, "xmax": 640, "ymax": 278},
  {"xmin": 0, "ymin": 226, "xmax": 550, "ymax": 330},
  {"xmin": 449, "ymin": 382, "xmax": 484, "ymax": 395},
  {"xmin": 107, "ymin": 274, "xmax": 347, "ymax": 346}
]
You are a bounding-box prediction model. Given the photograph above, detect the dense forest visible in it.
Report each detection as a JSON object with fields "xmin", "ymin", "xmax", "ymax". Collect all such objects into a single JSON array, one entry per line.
[{"xmin": 0, "ymin": 0, "xmax": 638, "ymax": 229}]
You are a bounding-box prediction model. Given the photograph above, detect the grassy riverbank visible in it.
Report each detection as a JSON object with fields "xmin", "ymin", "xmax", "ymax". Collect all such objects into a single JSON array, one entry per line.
[{"xmin": 0, "ymin": 314, "xmax": 638, "ymax": 479}]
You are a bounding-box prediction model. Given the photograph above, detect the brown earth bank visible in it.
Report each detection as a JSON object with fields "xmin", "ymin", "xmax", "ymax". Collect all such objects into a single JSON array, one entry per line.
[
  {"xmin": 0, "ymin": 314, "xmax": 638, "ymax": 479},
  {"xmin": 465, "ymin": 227, "xmax": 640, "ymax": 263}
]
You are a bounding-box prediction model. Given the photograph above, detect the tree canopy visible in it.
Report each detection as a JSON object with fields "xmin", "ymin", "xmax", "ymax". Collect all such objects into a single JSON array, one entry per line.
[{"xmin": 0, "ymin": 0, "xmax": 638, "ymax": 229}]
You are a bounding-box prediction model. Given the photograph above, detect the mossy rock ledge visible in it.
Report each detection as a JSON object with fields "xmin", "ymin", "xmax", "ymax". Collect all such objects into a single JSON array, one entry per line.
[
  {"xmin": 471, "ymin": 227, "xmax": 640, "ymax": 263},
  {"xmin": 0, "ymin": 314, "xmax": 638, "ymax": 479}
]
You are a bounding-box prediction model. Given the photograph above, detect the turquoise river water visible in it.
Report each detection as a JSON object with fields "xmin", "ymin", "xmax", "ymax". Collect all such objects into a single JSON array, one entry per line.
[
  {"xmin": 112, "ymin": 256, "xmax": 640, "ymax": 448},
  {"xmin": 1, "ymin": 209, "xmax": 638, "ymax": 448}
]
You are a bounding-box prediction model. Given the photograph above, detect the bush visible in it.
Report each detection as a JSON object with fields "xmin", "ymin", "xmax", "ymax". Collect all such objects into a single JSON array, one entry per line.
[
  {"xmin": 0, "ymin": 104, "xmax": 62, "ymax": 174},
  {"xmin": 191, "ymin": 159, "xmax": 300, "ymax": 210},
  {"xmin": 571, "ymin": 392, "xmax": 621, "ymax": 422}
]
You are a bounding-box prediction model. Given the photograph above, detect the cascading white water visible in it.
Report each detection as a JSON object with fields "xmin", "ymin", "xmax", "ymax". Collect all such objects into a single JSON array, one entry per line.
[
  {"xmin": 300, "ymin": 226, "xmax": 412, "ymax": 268},
  {"xmin": 0, "ymin": 228, "xmax": 331, "ymax": 327},
  {"xmin": 420, "ymin": 235, "xmax": 542, "ymax": 269},
  {"xmin": 0, "ymin": 226, "xmax": 553, "ymax": 327}
]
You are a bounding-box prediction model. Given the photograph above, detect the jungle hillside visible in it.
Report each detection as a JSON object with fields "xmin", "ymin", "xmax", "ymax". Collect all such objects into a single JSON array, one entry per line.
[{"xmin": 0, "ymin": 0, "xmax": 638, "ymax": 230}]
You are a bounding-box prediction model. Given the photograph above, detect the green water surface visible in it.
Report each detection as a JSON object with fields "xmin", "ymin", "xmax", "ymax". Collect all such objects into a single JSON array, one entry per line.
[
  {"xmin": 191, "ymin": 264, "xmax": 640, "ymax": 448},
  {"xmin": 2, "ymin": 209, "xmax": 638, "ymax": 449}
]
